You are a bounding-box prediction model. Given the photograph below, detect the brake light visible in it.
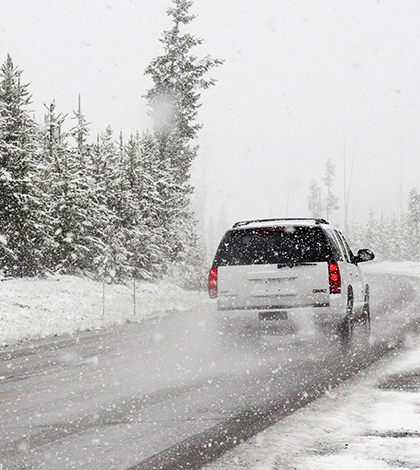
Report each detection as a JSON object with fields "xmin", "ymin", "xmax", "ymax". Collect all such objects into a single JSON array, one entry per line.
[
  {"xmin": 208, "ymin": 267, "xmax": 218, "ymax": 298},
  {"xmin": 329, "ymin": 263, "xmax": 341, "ymax": 294}
]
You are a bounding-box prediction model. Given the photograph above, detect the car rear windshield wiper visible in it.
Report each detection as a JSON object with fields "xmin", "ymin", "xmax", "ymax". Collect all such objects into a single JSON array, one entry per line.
[{"xmin": 276, "ymin": 262, "xmax": 319, "ymax": 268}]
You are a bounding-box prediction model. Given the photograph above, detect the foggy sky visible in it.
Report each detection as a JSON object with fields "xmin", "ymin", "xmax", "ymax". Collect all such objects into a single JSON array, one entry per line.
[{"xmin": 1, "ymin": 0, "xmax": 419, "ymax": 248}]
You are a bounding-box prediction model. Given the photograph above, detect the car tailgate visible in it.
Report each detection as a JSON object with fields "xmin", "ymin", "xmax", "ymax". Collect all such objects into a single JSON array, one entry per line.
[{"xmin": 217, "ymin": 263, "xmax": 330, "ymax": 310}]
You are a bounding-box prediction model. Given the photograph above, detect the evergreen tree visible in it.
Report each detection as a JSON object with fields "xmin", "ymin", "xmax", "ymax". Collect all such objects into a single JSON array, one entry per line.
[
  {"xmin": 407, "ymin": 188, "xmax": 420, "ymax": 260},
  {"xmin": 86, "ymin": 130, "xmax": 171, "ymax": 281},
  {"xmin": 387, "ymin": 214, "xmax": 406, "ymax": 261},
  {"xmin": 40, "ymin": 101, "xmax": 112, "ymax": 276},
  {"xmin": 0, "ymin": 55, "xmax": 44, "ymax": 276},
  {"xmin": 323, "ymin": 159, "xmax": 339, "ymax": 220},
  {"xmin": 38, "ymin": 101, "xmax": 70, "ymax": 269},
  {"xmin": 43, "ymin": 101, "xmax": 67, "ymax": 163},
  {"xmin": 121, "ymin": 132, "xmax": 168, "ymax": 279},
  {"xmin": 144, "ymin": 0, "xmax": 222, "ymax": 273},
  {"xmin": 307, "ymin": 179, "xmax": 322, "ymax": 218},
  {"xmin": 88, "ymin": 126, "xmax": 129, "ymax": 281},
  {"xmin": 145, "ymin": 0, "xmax": 222, "ymax": 181},
  {"xmin": 70, "ymin": 94, "xmax": 91, "ymax": 163}
]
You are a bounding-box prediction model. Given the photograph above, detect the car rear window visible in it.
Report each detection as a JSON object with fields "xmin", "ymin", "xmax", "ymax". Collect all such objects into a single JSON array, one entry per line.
[{"xmin": 213, "ymin": 226, "xmax": 333, "ymax": 266}]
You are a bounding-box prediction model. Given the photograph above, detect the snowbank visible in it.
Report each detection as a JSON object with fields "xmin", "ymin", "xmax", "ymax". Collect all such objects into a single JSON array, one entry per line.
[
  {"xmin": 203, "ymin": 334, "xmax": 420, "ymax": 470},
  {"xmin": 362, "ymin": 260, "xmax": 420, "ymax": 278},
  {"xmin": 0, "ymin": 275, "xmax": 209, "ymax": 346}
]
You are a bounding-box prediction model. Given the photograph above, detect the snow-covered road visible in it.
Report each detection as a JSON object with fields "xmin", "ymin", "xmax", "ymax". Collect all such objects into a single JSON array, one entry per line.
[{"xmin": 0, "ymin": 302, "xmax": 382, "ymax": 469}]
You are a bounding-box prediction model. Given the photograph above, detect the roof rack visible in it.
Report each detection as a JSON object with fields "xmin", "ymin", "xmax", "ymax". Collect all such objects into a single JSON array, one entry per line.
[{"xmin": 232, "ymin": 218, "xmax": 329, "ymax": 228}]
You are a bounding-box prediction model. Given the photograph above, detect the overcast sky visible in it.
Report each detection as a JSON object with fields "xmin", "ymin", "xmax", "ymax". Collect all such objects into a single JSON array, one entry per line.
[{"xmin": 1, "ymin": 0, "xmax": 419, "ymax": 247}]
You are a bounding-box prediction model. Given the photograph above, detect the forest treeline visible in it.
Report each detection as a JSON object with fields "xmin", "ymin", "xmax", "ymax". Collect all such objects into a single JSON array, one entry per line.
[
  {"xmin": 348, "ymin": 188, "xmax": 420, "ymax": 262},
  {"xmin": 307, "ymin": 159, "xmax": 420, "ymax": 262},
  {"xmin": 0, "ymin": 0, "xmax": 222, "ymax": 286},
  {"xmin": 0, "ymin": 56, "xmax": 195, "ymax": 283}
]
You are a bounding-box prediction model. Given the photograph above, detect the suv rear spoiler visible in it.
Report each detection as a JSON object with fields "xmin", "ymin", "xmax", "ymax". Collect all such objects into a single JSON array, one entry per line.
[{"xmin": 232, "ymin": 218, "xmax": 329, "ymax": 228}]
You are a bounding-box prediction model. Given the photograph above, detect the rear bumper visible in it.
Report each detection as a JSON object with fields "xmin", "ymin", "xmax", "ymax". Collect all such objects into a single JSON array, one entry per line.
[
  {"xmin": 219, "ymin": 301, "xmax": 330, "ymax": 310},
  {"xmin": 217, "ymin": 295, "xmax": 346, "ymax": 329}
]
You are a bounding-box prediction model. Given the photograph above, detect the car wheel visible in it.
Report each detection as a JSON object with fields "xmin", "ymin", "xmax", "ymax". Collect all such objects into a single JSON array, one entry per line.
[
  {"xmin": 358, "ymin": 285, "xmax": 370, "ymax": 343},
  {"xmin": 340, "ymin": 287, "xmax": 354, "ymax": 349},
  {"xmin": 361, "ymin": 284, "xmax": 371, "ymax": 336}
]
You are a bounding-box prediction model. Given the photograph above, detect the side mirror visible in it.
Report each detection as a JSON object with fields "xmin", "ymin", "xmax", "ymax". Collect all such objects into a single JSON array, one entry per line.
[{"xmin": 354, "ymin": 249, "xmax": 375, "ymax": 263}]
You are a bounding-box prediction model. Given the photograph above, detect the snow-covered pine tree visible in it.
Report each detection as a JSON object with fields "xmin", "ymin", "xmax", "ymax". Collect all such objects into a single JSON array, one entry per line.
[
  {"xmin": 384, "ymin": 214, "xmax": 406, "ymax": 261},
  {"xmin": 38, "ymin": 101, "xmax": 71, "ymax": 270},
  {"xmin": 70, "ymin": 94, "xmax": 90, "ymax": 164},
  {"xmin": 407, "ymin": 188, "xmax": 420, "ymax": 260},
  {"xmin": 39, "ymin": 100, "xmax": 112, "ymax": 276},
  {"xmin": 118, "ymin": 132, "xmax": 169, "ymax": 280},
  {"xmin": 307, "ymin": 179, "xmax": 322, "ymax": 218},
  {"xmin": 88, "ymin": 126, "xmax": 130, "ymax": 281},
  {"xmin": 323, "ymin": 159, "xmax": 339, "ymax": 221},
  {"xmin": 144, "ymin": 0, "xmax": 222, "ymax": 282},
  {"xmin": 64, "ymin": 122, "xmax": 115, "ymax": 277},
  {"xmin": 0, "ymin": 55, "xmax": 44, "ymax": 276},
  {"xmin": 145, "ymin": 0, "xmax": 222, "ymax": 181}
]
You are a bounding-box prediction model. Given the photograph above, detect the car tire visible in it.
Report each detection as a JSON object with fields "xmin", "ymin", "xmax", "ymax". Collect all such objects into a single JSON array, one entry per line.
[
  {"xmin": 363, "ymin": 284, "xmax": 370, "ymax": 328},
  {"xmin": 361, "ymin": 284, "xmax": 371, "ymax": 336},
  {"xmin": 340, "ymin": 287, "xmax": 354, "ymax": 349}
]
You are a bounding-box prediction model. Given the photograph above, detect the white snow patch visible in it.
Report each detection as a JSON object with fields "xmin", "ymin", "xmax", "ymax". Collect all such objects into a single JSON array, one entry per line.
[
  {"xmin": 0, "ymin": 274, "xmax": 209, "ymax": 345},
  {"xmin": 362, "ymin": 260, "xmax": 420, "ymax": 278},
  {"xmin": 203, "ymin": 338, "xmax": 420, "ymax": 470}
]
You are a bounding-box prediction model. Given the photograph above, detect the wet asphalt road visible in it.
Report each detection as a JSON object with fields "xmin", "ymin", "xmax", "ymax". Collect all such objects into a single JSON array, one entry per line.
[{"xmin": 0, "ymin": 272, "xmax": 419, "ymax": 469}]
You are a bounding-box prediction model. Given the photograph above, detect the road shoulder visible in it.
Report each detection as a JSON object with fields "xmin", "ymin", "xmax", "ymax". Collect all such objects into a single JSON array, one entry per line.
[{"xmin": 203, "ymin": 334, "xmax": 420, "ymax": 470}]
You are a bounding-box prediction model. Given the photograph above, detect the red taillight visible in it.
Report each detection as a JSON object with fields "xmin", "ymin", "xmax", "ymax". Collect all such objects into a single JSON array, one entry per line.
[
  {"xmin": 208, "ymin": 267, "xmax": 218, "ymax": 298},
  {"xmin": 329, "ymin": 263, "xmax": 341, "ymax": 294}
]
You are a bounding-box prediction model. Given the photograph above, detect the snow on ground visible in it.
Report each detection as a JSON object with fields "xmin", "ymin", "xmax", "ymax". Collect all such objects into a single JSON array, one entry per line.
[
  {"xmin": 203, "ymin": 335, "xmax": 420, "ymax": 470},
  {"xmin": 363, "ymin": 260, "xmax": 420, "ymax": 279},
  {"xmin": 0, "ymin": 274, "xmax": 209, "ymax": 346}
]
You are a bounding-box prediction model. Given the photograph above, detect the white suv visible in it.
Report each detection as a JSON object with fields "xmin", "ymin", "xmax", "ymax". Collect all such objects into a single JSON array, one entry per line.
[{"xmin": 208, "ymin": 218, "xmax": 374, "ymax": 344}]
